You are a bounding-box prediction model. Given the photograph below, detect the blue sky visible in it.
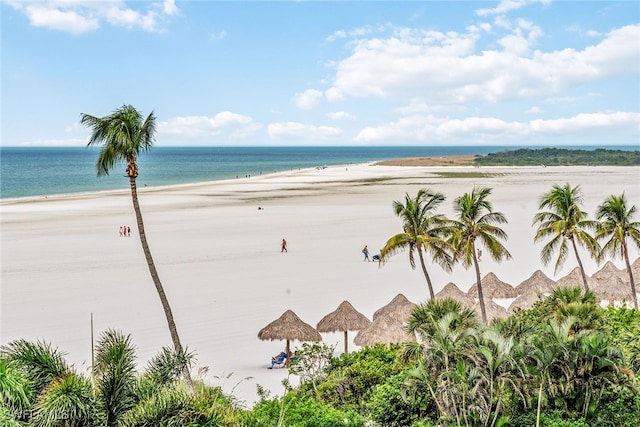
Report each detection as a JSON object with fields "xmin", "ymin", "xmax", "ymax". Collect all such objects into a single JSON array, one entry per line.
[{"xmin": 2, "ymin": 0, "xmax": 639, "ymax": 147}]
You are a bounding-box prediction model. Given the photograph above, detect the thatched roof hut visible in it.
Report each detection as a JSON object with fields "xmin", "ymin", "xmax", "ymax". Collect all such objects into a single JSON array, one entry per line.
[
  {"xmin": 555, "ymin": 267, "xmax": 591, "ymax": 289},
  {"xmin": 372, "ymin": 294, "xmax": 417, "ymax": 322},
  {"xmin": 316, "ymin": 301, "xmax": 371, "ymax": 353},
  {"xmin": 590, "ymin": 263, "xmax": 633, "ymax": 304},
  {"xmin": 591, "ymin": 261, "xmax": 627, "ymax": 283},
  {"xmin": 509, "ymin": 291, "xmax": 544, "ymax": 312},
  {"xmin": 435, "ymin": 282, "xmax": 475, "ymax": 308},
  {"xmin": 353, "ymin": 314, "xmax": 416, "ymax": 346},
  {"xmin": 630, "ymin": 257, "xmax": 640, "ymax": 281},
  {"xmin": 467, "ymin": 272, "xmax": 517, "ymax": 298},
  {"xmin": 515, "ymin": 270, "xmax": 557, "ymax": 296},
  {"xmin": 258, "ymin": 310, "xmax": 322, "ymax": 365},
  {"xmin": 473, "ymin": 299, "xmax": 509, "ymax": 322}
]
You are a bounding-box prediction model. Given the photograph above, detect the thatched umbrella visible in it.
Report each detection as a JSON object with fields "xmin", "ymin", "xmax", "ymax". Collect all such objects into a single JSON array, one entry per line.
[
  {"xmin": 467, "ymin": 272, "xmax": 517, "ymax": 299},
  {"xmin": 316, "ymin": 301, "xmax": 371, "ymax": 354},
  {"xmin": 590, "ymin": 262, "xmax": 633, "ymax": 304},
  {"xmin": 555, "ymin": 266, "xmax": 590, "ymax": 289},
  {"xmin": 353, "ymin": 314, "xmax": 416, "ymax": 346},
  {"xmin": 515, "ymin": 270, "xmax": 557, "ymax": 296},
  {"xmin": 509, "ymin": 291, "xmax": 544, "ymax": 312},
  {"xmin": 372, "ymin": 293, "xmax": 417, "ymax": 321},
  {"xmin": 258, "ymin": 309, "xmax": 322, "ymax": 366},
  {"xmin": 630, "ymin": 257, "xmax": 640, "ymax": 282},
  {"xmin": 473, "ymin": 298, "xmax": 509, "ymax": 322},
  {"xmin": 435, "ymin": 282, "xmax": 475, "ymax": 308}
]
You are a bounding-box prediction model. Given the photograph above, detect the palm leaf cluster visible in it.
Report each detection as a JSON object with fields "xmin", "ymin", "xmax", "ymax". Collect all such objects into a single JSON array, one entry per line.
[
  {"xmin": 381, "ymin": 184, "xmax": 640, "ymax": 324},
  {"xmin": 0, "ymin": 330, "xmax": 241, "ymax": 426}
]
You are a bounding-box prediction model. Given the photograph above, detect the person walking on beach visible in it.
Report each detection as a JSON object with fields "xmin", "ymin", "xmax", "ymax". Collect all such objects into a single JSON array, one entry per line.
[
  {"xmin": 127, "ymin": 226, "xmax": 131, "ymax": 237},
  {"xmin": 119, "ymin": 226, "xmax": 123, "ymax": 237},
  {"xmin": 362, "ymin": 245, "xmax": 370, "ymax": 261},
  {"xmin": 476, "ymin": 248, "xmax": 482, "ymax": 261},
  {"xmin": 281, "ymin": 238, "xmax": 288, "ymax": 253}
]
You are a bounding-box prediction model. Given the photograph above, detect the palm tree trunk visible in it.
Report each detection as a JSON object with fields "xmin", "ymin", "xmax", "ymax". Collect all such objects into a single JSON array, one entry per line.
[
  {"xmin": 473, "ymin": 247, "xmax": 487, "ymax": 323},
  {"xmin": 129, "ymin": 177, "xmax": 195, "ymax": 394},
  {"xmin": 417, "ymin": 249, "xmax": 436, "ymax": 300},
  {"xmin": 622, "ymin": 242, "xmax": 638, "ymax": 309},
  {"xmin": 571, "ymin": 237, "xmax": 590, "ymax": 292}
]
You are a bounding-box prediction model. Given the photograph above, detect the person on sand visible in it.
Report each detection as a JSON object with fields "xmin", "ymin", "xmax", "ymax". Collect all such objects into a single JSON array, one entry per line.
[
  {"xmin": 269, "ymin": 351, "xmax": 287, "ymax": 369},
  {"xmin": 281, "ymin": 238, "xmax": 287, "ymax": 253},
  {"xmin": 119, "ymin": 226, "xmax": 123, "ymax": 237},
  {"xmin": 477, "ymin": 248, "xmax": 482, "ymax": 261},
  {"xmin": 362, "ymin": 245, "xmax": 370, "ymax": 261},
  {"xmin": 127, "ymin": 226, "xmax": 131, "ymax": 237}
]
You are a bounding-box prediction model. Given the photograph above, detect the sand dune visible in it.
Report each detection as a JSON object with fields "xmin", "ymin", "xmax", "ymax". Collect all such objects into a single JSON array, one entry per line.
[{"xmin": 2, "ymin": 163, "xmax": 639, "ymax": 405}]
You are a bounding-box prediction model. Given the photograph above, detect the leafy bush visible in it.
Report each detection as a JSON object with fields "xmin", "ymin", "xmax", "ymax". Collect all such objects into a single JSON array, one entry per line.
[
  {"xmin": 365, "ymin": 373, "xmax": 433, "ymax": 427},
  {"xmin": 247, "ymin": 394, "xmax": 364, "ymax": 427}
]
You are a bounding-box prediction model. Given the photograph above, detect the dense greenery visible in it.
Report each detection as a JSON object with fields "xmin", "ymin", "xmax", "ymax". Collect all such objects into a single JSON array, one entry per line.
[
  {"xmin": 474, "ymin": 148, "xmax": 640, "ymax": 166},
  {"xmin": 3, "ymin": 298, "xmax": 638, "ymax": 426}
]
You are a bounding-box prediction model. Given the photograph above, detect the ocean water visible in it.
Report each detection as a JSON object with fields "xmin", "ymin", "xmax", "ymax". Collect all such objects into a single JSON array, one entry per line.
[{"xmin": 0, "ymin": 145, "xmax": 634, "ymax": 199}]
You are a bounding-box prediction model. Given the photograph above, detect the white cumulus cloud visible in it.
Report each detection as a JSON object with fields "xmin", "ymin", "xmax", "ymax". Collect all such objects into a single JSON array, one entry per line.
[
  {"xmin": 293, "ymin": 89, "xmax": 324, "ymax": 110},
  {"xmin": 268, "ymin": 122, "xmax": 343, "ymax": 140}
]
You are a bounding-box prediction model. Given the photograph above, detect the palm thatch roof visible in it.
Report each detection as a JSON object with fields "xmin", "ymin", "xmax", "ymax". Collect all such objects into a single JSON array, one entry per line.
[
  {"xmin": 372, "ymin": 294, "xmax": 417, "ymax": 322},
  {"xmin": 435, "ymin": 282, "xmax": 475, "ymax": 308},
  {"xmin": 631, "ymin": 257, "xmax": 640, "ymax": 281},
  {"xmin": 353, "ymin": 314, "xmax": 416, "ymax": 347},
  {"xmin": 555, "ymin": 267, "xmax": 590, "ymax": 289},
  {"xmin": 515, "ymin": 270, "xmax": 557, "ymax": 296},
  {"xmin": 316, "ymin": 301, "xmax": 371, "ymax": 353},
  {"xmin": 590, "ymin": 262, "xmax": 633, "ymax": 304},
  {"xmin": 473, "ymin": 299, "xmax": 509, "ymax": 322},
  {"xmin": 509, "ymin": 291, "xmax": 544, "ymax": 312},
  {"xmin": 467, "ymin": 272, "xmax": 517, "ymax": 298},
  {"xmin": 258, "ymin": 310, "xmax": 322, "ymax": 362}
]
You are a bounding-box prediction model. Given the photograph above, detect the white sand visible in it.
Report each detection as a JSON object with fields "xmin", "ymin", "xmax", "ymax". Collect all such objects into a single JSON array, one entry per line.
[{"xmin": 2, "ymin": 163, "xmax": 639, "ymax": 406}]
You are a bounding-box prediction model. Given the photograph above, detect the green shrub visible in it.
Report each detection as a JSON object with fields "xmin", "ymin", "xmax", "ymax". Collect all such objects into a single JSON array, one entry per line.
[
  {"xmin": 365, "ymin": 373, "xmax": 433, "ymax": 427},
  {"xmin": 247, "ymin": 395, "xmax": 364, "ymax": 427}
]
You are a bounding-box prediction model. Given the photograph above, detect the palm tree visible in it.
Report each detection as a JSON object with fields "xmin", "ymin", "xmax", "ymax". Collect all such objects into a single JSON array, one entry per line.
[
  {"xmin": 533, "ymin": 183, "xmax": 599, "ymax": 292},
  {"xmin": 595, "ymin": 193, "xmax": 640, "ymax": 308},
  {"xmin": 80, "ymin": 105, "xmax": 194, "ymax": 393},
  {"xmin": 379, "ymin": 189, "xmax": 453, "ymax": 299},
  {"xmin": 448, "ymin": 187, "xmax": 512, "ymax": 323}
]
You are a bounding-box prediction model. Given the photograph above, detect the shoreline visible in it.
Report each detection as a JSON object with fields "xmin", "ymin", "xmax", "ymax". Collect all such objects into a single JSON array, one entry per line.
[{"xmin": 2, "ymin": 163, "xmax": 639, "ymax": 406}]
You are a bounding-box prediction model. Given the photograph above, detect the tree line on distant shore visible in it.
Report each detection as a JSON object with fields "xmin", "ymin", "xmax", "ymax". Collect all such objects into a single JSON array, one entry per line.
[{"xmin": 474, "ymin": 147, "xmax": 640, "ymax": 166}]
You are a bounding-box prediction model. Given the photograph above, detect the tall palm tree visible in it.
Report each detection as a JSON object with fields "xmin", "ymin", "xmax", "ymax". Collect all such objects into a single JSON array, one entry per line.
[
  {"xmin": 595, "ymin": 193, "xmax": 640, "ymax": 308},
  {"xmin": 80, "ymin": 105, "xmax": 194, "ymax": 393},
  {"xmin": 379, "ymin": 189, "xmax": 453, "ymax": 299},
  {"xmin": 448, "ymin": 187, "xmax": 512, "ymax": 323},
  {"xmin": 533, "ymin": 183, "xmax": 599, "ymax": 292}
]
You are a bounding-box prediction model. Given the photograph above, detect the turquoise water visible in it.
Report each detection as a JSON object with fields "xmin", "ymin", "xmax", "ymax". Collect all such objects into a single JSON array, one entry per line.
[{"xmin": 0, "ymin": 146, "xmax": 635, "ymax": 199}]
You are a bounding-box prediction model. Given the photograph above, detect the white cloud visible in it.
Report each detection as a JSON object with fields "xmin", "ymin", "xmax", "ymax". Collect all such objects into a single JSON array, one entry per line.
[
  {"xmin": 326, "ymin": 111, "xmax": 355, "ymax": 120},
  {"xmin": 268, "ymin": 122, "xmax": 343, "ymax": 140},
  {"xmin": 6, "ymin": 0, "xmax": 178, "ymax": 34},
  {"xmin": 354, "ymin": 112, "xmax": 640, "ymax": 143},
  {"xmin": 327, "ymin": 23, "xmax": 640, "ymax": 106},
  {"xmin": 526, "ymin": 106, "xmax": 543, "ymax": 114},
  {"xmin": 293, "ymin": 89, "xmax": 324, "ymax": 110},
  {"xmin": 158, "ymin": 112, "xmax": 256, "ymax": 138}
]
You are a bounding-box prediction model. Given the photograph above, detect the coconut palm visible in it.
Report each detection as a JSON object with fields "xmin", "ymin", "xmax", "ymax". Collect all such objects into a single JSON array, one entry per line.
[
  {"xmin": 448, "ymin": 187, "xmax": 512, "ymax": 323},
  {"xmin": 595, "ymin": 193, "xmax": 640, "ymax": 308},
  {"xmin": 533, "ymin": 183, "xmax": 599, "ymax": 292},
  {"xmin": 80, "ymin": 105, "xmax": 194, "ymax": 392},
  {"xmin": 379, "ymin": 189, "xmax": 453, "ymax": 300}
]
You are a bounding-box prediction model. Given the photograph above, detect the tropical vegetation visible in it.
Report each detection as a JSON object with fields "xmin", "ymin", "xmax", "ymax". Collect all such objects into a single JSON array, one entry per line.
[{"xmin": 474, "ymin": 148, "xmax": 640, "ymax": 166}]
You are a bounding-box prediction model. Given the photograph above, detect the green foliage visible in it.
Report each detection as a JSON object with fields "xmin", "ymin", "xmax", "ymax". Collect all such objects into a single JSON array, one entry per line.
[
  {"xmin": 475, "ymin": 148, "xmax": 640, "ymax": 166},
  {"xmin": 315, "ymin": 344, "xmax": 407, "ymax": 410},
  {"xmin": 365, "ymin": 373, "xmax": 433, "ymax": 427},
  {"xmin": 288, "ymin": 342, "xmax": 335, "ymax": 399},
  {"xmin": 30, "ymin": 373, "xmax": 96, "ymax": 427},
  {"xmin": 510, "ymin": 410, "xmax": 590, "ymax": 426},
  {"xmin": 247, "ymin": 394, "xmax": 364, "ymax": 427}
]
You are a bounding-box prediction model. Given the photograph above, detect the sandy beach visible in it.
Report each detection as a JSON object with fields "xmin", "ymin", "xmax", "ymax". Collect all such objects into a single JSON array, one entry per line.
[{"xmin": 2, "ymin": 163, "xmax": 639, "ymax": 406}]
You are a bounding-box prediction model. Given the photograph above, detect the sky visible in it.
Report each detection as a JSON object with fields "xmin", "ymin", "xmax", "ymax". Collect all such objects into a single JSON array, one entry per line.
[{"xmin": 1, "ymin": 0, "xmax": 639, "ymax": 147}]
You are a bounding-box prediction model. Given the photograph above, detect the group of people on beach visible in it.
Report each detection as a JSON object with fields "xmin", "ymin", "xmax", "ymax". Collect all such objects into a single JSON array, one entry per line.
[{"xmin": 119, "ymin": 226, "xmax": 131, "ymax": 237}]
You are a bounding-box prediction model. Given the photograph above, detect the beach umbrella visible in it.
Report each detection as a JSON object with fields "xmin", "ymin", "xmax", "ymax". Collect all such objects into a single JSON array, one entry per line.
[
  {"xmin": 316, "ymin": 301, "xmax": 371, "ymax": 354},
  {"xmin": 258, "ymin": 310, "xmax": 322, "ymax": 366},
  {"xmin": 467, "ymin": 272, "xmax": 517, "ymax": 299},
  {"xmin": 509, "ymin": 291, "xmax": 544, "ymax": 312},
  {"xmin": 590, "ymin": 261, "xmax": 632, "ymax": 304},
  {"xmin": 473, "ymin": 298, "xmax": 509, "ymax": 322},
  {"xmin": 372, "ymin": 293, "xmax": 417, "ymax": 321},
  {"xmin": 555, "ymin": 266, "xmax": 591, "ymax": 289},
  {"xmin": 353, "ymin": 314, "xmax": 416, "ymax": 346},
  {"xmin": 435, "ymin": 282, "xmax": 475, "ymax": 308},
  {"xmin": 631, "ymin": 257, "xmax": 640, "ymax": 282},
  {"xmin": 515, "ymin": 270, "xmax": 557, "ymax": 296}
]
